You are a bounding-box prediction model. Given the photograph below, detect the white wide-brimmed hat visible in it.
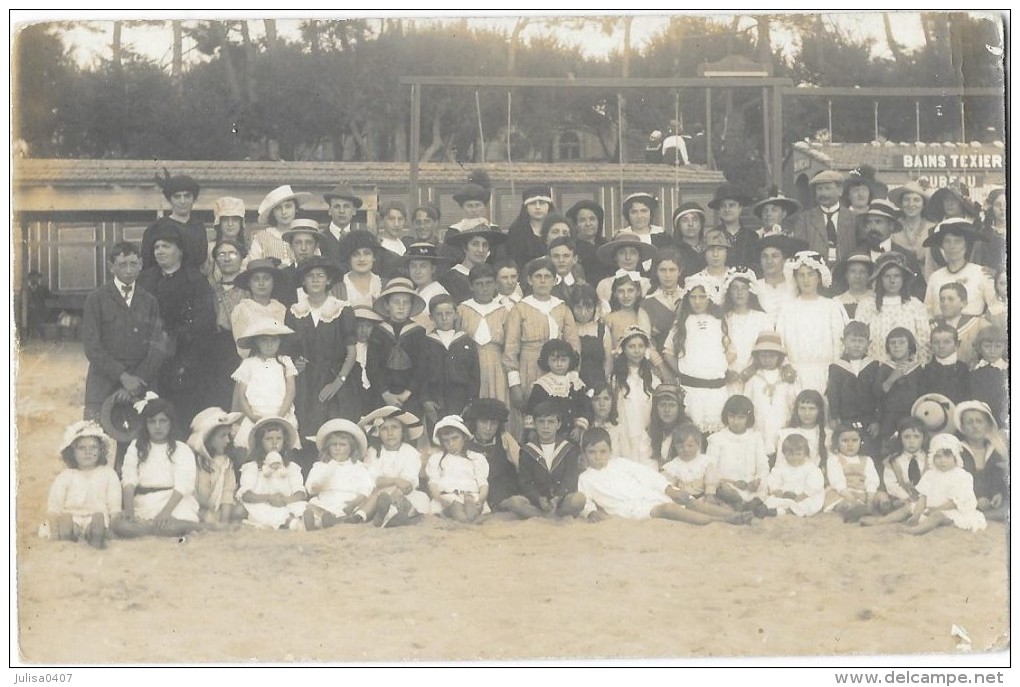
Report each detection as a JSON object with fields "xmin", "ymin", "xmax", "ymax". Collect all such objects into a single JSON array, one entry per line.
[
  {"xmin": 314, "ymin": 418, "xmax": 369, "ymax": 458},
  {"xmin": 258, "ymin": 185, "xmax": 314, "ymax": 224}
]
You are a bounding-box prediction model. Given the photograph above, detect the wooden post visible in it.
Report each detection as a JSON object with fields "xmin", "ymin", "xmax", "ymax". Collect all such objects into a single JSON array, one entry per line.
[
  {"xmin": 874, "ymin": 101, "xmax": 879, "ymax": 141},
  {"xmin": 827, "ymin": 100, "xmax": 833, "ymax": 141},
  {"xmin": 409, "ymin": 83, "xmax": 421, "ymax": 209},
  {"xmin": 915, "ymin": 101, "xmax": 921, "ymax": 142},
  {"xmin": 705, "ymin": 87, "xmax": 713, "ymax": 169},
  {"xmin": 771, "ymin": 83, "xmax": 783, "ymax": 192},
  {"xmin": 959, "ymin": 99, "xmax": 966, "ymax": 142},
  {"xmin": 762, "ymin": 86, "xmax": 771, "ymax": 183}
]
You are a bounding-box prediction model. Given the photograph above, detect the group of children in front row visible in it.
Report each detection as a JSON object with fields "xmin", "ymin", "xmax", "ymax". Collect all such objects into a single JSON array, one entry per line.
[{"xmin": 45, "ymin": 371, "xmax": 1003, "ymax": 548}]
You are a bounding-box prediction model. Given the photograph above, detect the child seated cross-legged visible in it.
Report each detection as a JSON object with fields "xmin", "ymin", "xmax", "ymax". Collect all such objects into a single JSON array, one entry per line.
[
  {"xmin": 44, "ymin": 421, "xmax": 122, "ymax": 548},
  {"xmin": 303, "ymin": 419, "xmax": 376, "ymax": 528},
  {"xmin": 114, "ymin": 395, "xmax": 202, "ymax": 539},
  {"xmin": 425, "ymin": 415, "xmax": 490, "ymax": 524},
  {"xmin": 900, "ymin": 433, "xmax": 987, "ymax": 535},
  {"xmin": 705, "ymin": 395, "xmax": 771, "ymax": 518},
  {"xmin": 187, "ymin": 407, "xmax": 245, "ymax": 526},
  {"xmin": 462, "ymin": 399, "xmax": 523, "ymax": 516},
  {"xmin": 510, "ymin": 400, "xmax": 586, "ymax": 520},
  {"xmin": 823, "ymin": 423, "xmax": 881, "ymax": 523},
  {"xmin": 763, "ymin": 433, "xmax": 825, "ymax": 518},
  {"xmin": 359, "ymin": 406, "xmax": 431, "ymax": 529},
  {"xmin": 578, "ymin": 428, "xmax": 751, "ymax": 525},
  {"xmin": 236, "ymin": 417, "xmax": 308, "ymax": 530},
  {"xmin": 860, "ymin": 418, "xmax": 929, "ymax": 527}
]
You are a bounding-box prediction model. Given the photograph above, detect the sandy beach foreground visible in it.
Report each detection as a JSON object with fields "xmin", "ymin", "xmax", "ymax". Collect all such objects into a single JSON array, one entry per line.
[{"xmin": 13, "ymin": 342, "xmax": 1009, "ymax": 663}]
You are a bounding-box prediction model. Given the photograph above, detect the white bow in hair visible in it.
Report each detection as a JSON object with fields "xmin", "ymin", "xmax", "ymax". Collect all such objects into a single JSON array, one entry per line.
[
  {"xmin": 132, "ymin": 391, "xmax": 160, "ymax": 415},
  {"xmin": 614, "ymin": 269, "xmax": 642, "ymax": 282}
]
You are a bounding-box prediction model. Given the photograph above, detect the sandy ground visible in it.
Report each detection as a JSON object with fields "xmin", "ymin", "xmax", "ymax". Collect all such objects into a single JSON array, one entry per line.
[{"xmin": 13, "ymin": 341, "xmax": 1010, "ymax": 664}]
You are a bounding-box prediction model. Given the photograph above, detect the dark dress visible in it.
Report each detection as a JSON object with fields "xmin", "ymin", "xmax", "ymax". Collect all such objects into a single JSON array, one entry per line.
[
  {"xmin": 284, "ymin": 297, "xmax": 361, "ymax": 437},
  {"xmin": 142, "ymin": 216, "xmax": 209, "ymax": 271},
  {"xmin": 960, "ymin": 443, "xmax": 1008, "ymax": 503},
  {"xmin": 578, "ymin": 321, "xmax": 607, "ymax": 389},
  {"xmin": 724, "ymin": 227, "xmax": 762, "ymax": 272},
  {"xmin": 525, "ymin": 373, "xmax": 592, "ymax": 439},
  {"xmin": 575, "ymin": 238, "xmax": 611, "ymax": 287},
  {"xmin": 136, "ymin": 265, "xmax": 217, "ymax": 428},
  {"xmin": 875, "ymin": 363, "xmax": 923, "ymax": 445},
  {"xmin": 918, "ymin": 360, "xmax": 971, "ymax": 404},
  {"xmin": 506, "ymin": 220, "xmax": 549, "ymax": 272},
  {"xmin": 968, "ymin": 363, "xmax": 1008, "ymax": 427},
  {"xmin": 469, "ymin": 434, "xmax": 521, "ymax": 509},
  {"xmin": 673, "ymin": 242, "xmax": 707, "ymax": 281}
]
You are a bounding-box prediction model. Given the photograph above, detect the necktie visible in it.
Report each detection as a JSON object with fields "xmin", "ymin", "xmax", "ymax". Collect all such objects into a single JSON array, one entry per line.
[
  {"xmin": 908, "ymin": 455, "xmax": 922, "ymax": 485},
  {"xmin": 824, "ymin": 211, "xmax": 837, "ymax": 245},
  {"xmin": 121, "ymin": 284, "xmax": 132, "ymax": 302}
]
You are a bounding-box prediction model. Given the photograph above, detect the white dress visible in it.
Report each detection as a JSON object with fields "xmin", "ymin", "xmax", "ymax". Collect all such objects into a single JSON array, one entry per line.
[
  {"xmin": 47, "ymin": 466, "xmax": 122, "ymax": 528},
  {"xmin": 725, "ymin": 310, "xmax": 774, "ymax": 381},
  {"xmin": 231, "ymin": 355, "xmax": 300, "ymax": 449},
  {"xmin": 855, "ymin": 296, "xmax": 933, "ymax": 365},
  {"xmin": 121, "ymin": 441, "xmax": 200, "ymax": 522},
  {"xmin": 305, "ymin": 460, "xmax": 376, "ymax": 517},
  {"xmin": 746, "ymin": 371, "xmax": 800, "ymax": 456},
  {"xmin": 364, "ymin": 443, "xmax": 431, "ymax": 514},
  {"xmin": 757, "ymin": 278, "xmax": 796, "ymax": 321},
  {"xmin": 660, "ymin": 453, "xmax": 714, "ymax": 497},
  {"xmin": 578, "ymin": 458, "xmax": 673, "ymax": 519},
  {"xmin": 775, "ymin": 426, "xmax": 829, "ymax": 469},
  {"xmin": 614, "ymin": 366, "xmax": 658, "ymax": 464},
  {"xmin": 669, "ymin": 314, "xmax": 729, "ymax": 433},
  {"xmin": 237, "ymin": 460, "xmax": 307, "ymax": 529},
  {"xmin": 765, "ymin": 462, "xmax": 825, "ymax": 517},
  {"xmin": 775, "ymin": 296, "xmax": 848, "ymax": 394},
  {"xmin": 705, "ymin": 429, "xmax": 769, "ymax": 502},
  {"xmin": 915, "ymin": 466, "xmax": 987, "ymax": 531},
  {"xmin": 341, "ymin": 273, "xmax": 382, "ymax": 308},
  {"xmin": 424, "ymin": 450, "xmax": 490, "ymax": 514}
]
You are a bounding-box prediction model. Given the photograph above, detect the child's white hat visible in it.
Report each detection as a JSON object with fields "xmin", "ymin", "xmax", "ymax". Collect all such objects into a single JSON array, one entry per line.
[
  {"xmin": 911, "ymin": 393, "xmax": 957, "ymax": 434},
  {"xmin": 314, "ymin": 418, "xmax": 368, "ymax": 458},
  {"xmin": 679, "ymin": 273, "xmax": 724, "ymax": 305},
  {"xmin": 927, "ymin": 433, "xmax": 963, "ymax": 468},
  {"xmin": 251, "ymin": 417, "xmax": 299, "ymax": 452},
  {"xmin": 236, "ymin": 319, "xmax": 294, "ymax": 350},
  {"xmin": 432, "ymin": 415, "xmax": 474, "ymax": 444},
  {"xmin": 952, "ymin": 400, "xmax": 998, "ymax": 433},
  {"xmin": 783, "ymin": 250, "xmax": 833, "ymax": 289},
  {"xmin": 59, "ymin": 420, "xmax": 115, "ymax": 457},
  {"xmin": 212, "ymin": 196, "xmax": 245, "ymax": 225},
  {"xmin": 187, "ymin": 407, "xmax": 243, "ymax": 457},
  {"xmin": 359, "ymin": 405, "xmax": 424, "ymax": 441}
]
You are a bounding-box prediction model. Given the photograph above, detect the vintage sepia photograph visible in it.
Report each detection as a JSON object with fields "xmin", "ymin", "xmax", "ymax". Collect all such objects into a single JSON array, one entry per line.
[{"xmin": 10, "ymin": 10, "xmax": 1009, "ymax": 671}]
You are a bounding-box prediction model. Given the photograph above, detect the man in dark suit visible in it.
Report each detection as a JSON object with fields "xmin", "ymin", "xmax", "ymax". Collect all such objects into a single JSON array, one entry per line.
[
  {"xmin": 319, "ymin": 183, "xmax": 362, "ymax": 267},
  {"xmin": 82, "ymin": 242, "xmax": 167, "ymax": 421},
  {"xmin": 788, "ymin": 170, "xmax": 858, "ymax": 266}
]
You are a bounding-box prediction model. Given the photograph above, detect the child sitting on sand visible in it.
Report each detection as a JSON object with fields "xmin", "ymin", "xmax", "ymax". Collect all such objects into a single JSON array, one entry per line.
[
  {"xmin": 823, "ymin": 423, "xmax": 880, "ymax": 523},
  {"xmin": 360, "ymin": 406, "xmax": 430, "ymax": 528},
  {"xmin": 44, "ymin": 421, "xmax": 122, "ymax": 548},
  {"xmin": 425, "ymin": 415, "xmax": 490, "ymax": 523},
  {"xmin": 660, "ymin": 423, "xmax": 742, "ymax": 520},
  {"xmin": 188, "ymin": 407, "xmax": 244, "ymax": 525},
  {"xmin": 577, "ymin": 428, "xmax": 750, "ymax": 526},
  {"xmin": 237, "ymin": 417, "xmax": 308, "ymax": 530},
  {"xmin": 763, "ymin": 433, "xmax": 825, "ymax": 517},
  {"xmin": 705, "ymin": 395, "xmax": 770, "ymax": 517},
  {"xmin": 303, "ymin": 419, "xmax": 376, "ymax": 528}
]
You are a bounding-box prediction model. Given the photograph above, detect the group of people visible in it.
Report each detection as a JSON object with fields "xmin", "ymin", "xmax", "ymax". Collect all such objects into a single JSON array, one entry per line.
[{"xmin": 47, "ymin": 165, "xmax": 1008, "ymax": 546}]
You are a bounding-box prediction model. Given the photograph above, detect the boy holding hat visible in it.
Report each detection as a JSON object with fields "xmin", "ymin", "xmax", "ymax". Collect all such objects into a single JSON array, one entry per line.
[
  {"xmin": 142, "ymin": 172, "xmax": 207, "ymax": 271},
  {"xmin": 787, "ymin": 169, "xmax": 857, "ymax": 265}
]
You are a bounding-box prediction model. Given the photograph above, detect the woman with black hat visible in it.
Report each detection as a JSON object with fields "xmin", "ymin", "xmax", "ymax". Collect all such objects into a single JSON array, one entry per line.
[
  {"xmin": 922, "ymin": 181, "xmax": 981, "ymax": 276},
  {"xmin": 923, "ymin": 218, "xmax": 1000, "ymax": 319},
  {"xmin": 440, "ymin": 224, "xmax": 507, "ymax": 303},
  {"xmin": 136, "ymin": 223, "xmax": 216, "ymax": 430},
  {"xmin": 708, "ymin": 182, "xmax": 759, "ymax": 270},
  {"xmin": 141, "ymin": 171, "xmax": 207, "ymax": 272},
  {"xmin": 974, "ymin": 187, "xmax": 1006, "ymax": 272},
  {"xmin": 506, "ymin": 185, "xmax": 555, "ymax": 271},
  {"xmin": 842, "ymin": 165, "xmax": 887, "ymax": 216},
  {"xmin": 334, "ymin": 230, "xmax": 385, "ymax": 307},
  {"xmin": 565, "ymin": 199, "xmax": 610, "ymax": 286},
  {"xmin": 284, "ymin": 256, "xmax": 361, "ymax": 446}
]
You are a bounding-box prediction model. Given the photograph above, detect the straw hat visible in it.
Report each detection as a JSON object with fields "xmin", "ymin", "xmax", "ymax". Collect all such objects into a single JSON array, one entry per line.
[
  {"xmin": 258, "ymin": 185, "xmax": 314, "ymax": 224},
  {"xmin": 952, "ymin": 400, "xmax": 998, "ymax": 433},
  {"xmin": 622, "ymin": 191, "xmax": 659, "ymax": 217},
  {"xmin": 212, "ymin": 196, "xmax": 245, "ymax": 226},
  {"xmin": 595, "ymin": 231, "xmax": 658, "ymax": 265},
  {"xmin": 235, "ymin": 319, "xmax": 294, "ymax": 350},
  {"xmin": 314, "ymin": 418, "xmax": 368, "ymax": 458},
  {"xmin": 703, "ymin": 228, "xmax": 734, "ymax": 250},
  {"xmin": 359, "ymin": 405, "xmax": 425, "ymax": 441},
  {"xmin": 373, "ymin": 277, "xmax": 426, "ymax": 318},
  {"xmin": 323, "ymin": 183, "xmax": 363, "ymax": 208},
  {"xmin": 869, "ymin": 252, "xmax": 915, "ymax": 284},
  {"xmin": 281, "ymin": 219, "xmax": 322, "ymax": 244},
  {"xmin": 233, "ymin": 258, "xmax": 281, "ymax": 292},
  {"xmin": 616, "ymin": 325, "xmax": 651, "ymax": 353},
  {"xmin": 99, "ymin": 394, "xmax": 144, "ymax": 444},
  {"xmin": 187, "ymin": 408, "xmax": 244, "ymax": 456},
  {"xmin": 921, "ymin": 217, "xmax": 984, "ymax": 248},
  {"xmin": 752, "ymin": 189, "xmax": 801, "ymax": 219},
  {"xmin": 751, "ymin": 331, "xmax": 787, "ymax": 356},
  {"xmin": 295, "ymin": 256, "xmax": 343, "ymax": 284},
  {"xmin": 432, "ymin": 415, "xmax": 474, "ymax": 444},
  {"xmin": 910, "ymin": 393, "xmax": 957, "ymax": 434},
  {"xmin": 251, "ymin": 416, "xmax": 299, "ymax": 452},
  {"xmin": 60, "ymin": 420, "xmax": 116, "ymax": 457},
  {"xmin": 888, "ymin": 181, "xmax": 930, "ymax": 209},
  {"xmin": 353, "ymin": 305, "xmax": 384, "ymax": 323},
  {"xmin": 833, "ymin": 251, "xmax": 875, "ymax": 284}
]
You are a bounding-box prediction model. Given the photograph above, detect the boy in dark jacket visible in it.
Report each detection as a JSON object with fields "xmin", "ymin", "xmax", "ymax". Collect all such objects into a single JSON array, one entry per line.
[
  {"xmin": 827, "ymin": 321, "xmax": 882, "ymax": 454},
  {"xmin": 423, "ymin": 294, "xmax": 480, "ymax": 421},
  {"xmin": 514, "ymin": 400, "xmax": 585, "ymax": 519},
  {"xmin": 919, "ymin": 324, "xmax": 971, "ymax": 403}
]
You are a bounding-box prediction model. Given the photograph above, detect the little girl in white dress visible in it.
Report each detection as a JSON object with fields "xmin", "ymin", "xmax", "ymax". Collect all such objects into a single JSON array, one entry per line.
[
  {"xmin": 232, "ymin": 320, "xmax": 299, "ymax": 449},
  {"xmin": 237, "ymin": 417, "xmax": 308, "ymax": 530}
]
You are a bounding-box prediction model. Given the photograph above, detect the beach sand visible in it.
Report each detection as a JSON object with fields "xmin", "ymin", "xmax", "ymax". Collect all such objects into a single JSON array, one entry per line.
[{"xmin": 13, "ymin": 341, "xmax": 1009, "ymax": 663}]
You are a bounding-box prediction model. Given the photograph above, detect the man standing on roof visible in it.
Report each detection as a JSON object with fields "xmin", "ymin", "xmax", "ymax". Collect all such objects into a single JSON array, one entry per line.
[
  {"xmin": 787, "ymin": 169, "xmax": 858, "ymax": 266},
  {"xmin": 141, "ymin": 171, "xmax": 208, "ymax": 271}
]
